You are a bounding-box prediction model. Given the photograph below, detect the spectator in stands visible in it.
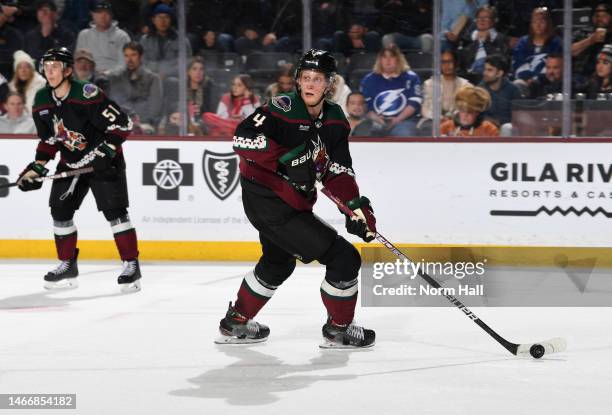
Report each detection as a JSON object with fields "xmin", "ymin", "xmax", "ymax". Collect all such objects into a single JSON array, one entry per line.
[
  {"xmin": 346, "ymin": 91, "xmax": 384, "ymax": 137},
  {"xmin": 0, "ymin": 92, "xmax": 36, "ymax": 134},
  {"xmin": 512, "ymin": 7, "xmax": 562, "ymax": 96},
  {"xmin": 265, "ymin": 64, "xmax": 295, "ymax": 101},
  {"xmin": 192, "ymin": 30, "xmax": 234, "ymax": 54},
  {"xmin": 186, "ymin": 56, "xmax": 216, "ymax": 118},
  {"xmin": 420, "ymin": 49, "xmax": 472, "ymax": 131},
  {"xmin": 441, "ymin": 0, "xmax": 488, "ymax": 50},
  {"xmin": 360, "ymin": 44, "xmax": 423, "ymax": 137},
  {"xmin": 585, "ymin": 44, "xmax": 612, "ymax": 98},
  {"xmin": 492, "ymin": 0, "xmax": 563, "ymax": 49},
  {"xmin": 572, "ymin": 3, "xmax": 612, "ymax": 80},
  {"xmin": 440, "ymin": 85, "xmax": 499, "ymax": 136},
  {"xmin": 378, "ymin": 0, "xmax": 433, "ymax": 53},
  {"xmin": 216, "ymin": 74, "xmax": 260, "ymax": 120},
  {"xmin": 107, "ymin": 41, "xmax": 162, "ymax": 133},
  {"xmin": 332, "ymin": 22, "xmax": 381, "ymax": 57},
  {"xmin": 25, "ymin": 1, "xmax": 75, "ymax": 62},
  {"xmin": 234, "ymin": 25, "xmax": 277, "ymax": 56},
  {"xmin": 529, "ymin": 52, "xmax": 564, "ymax": 98},
  {"xmin": 0, "ymin": 7, "xmax": 25, "ymax": 79},
  {"xmin": 9, "ymin": 50, "xmax": 46, "ymax": 111},
  {"xmin": 139, "ymin": 3, "xmax": 192, "ymax": 79},
  {"xmin": 479, "ymin": 54, "xmax": 521, "ymax": 135},
  {"xmin": 60, "ymin": 0, "xmax": 96, "ymax": 34},
  {"xmin": 0, "ymin": 1, "xmax": 38, "ymax": 33},
  {"xmin": 76, "ymin": 1, "xmax": 131, "ymax": 73},
  {"xmin": 329, "ymin": 74, "xmax": 352, "ymax": 116},
  {"xmin": 459, "ymin": 5, "xmax": 509, "ymax": 84},
  {"xmin": 73, "ymin": 48, "xmax": 108, "ymax": 90}
]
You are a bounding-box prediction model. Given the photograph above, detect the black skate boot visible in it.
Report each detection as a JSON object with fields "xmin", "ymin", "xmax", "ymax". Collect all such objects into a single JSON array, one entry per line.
[
  {"xmin": 118, "ymin": 259, "xmax": 141, "ymax": 293},
  {"xmin": 215, "ymin": 302, "xmax": 270, "ymax": 344},
  {"xmin": 44, "ymin": 248, "xmax": 79, "ymax": 290},
  {"xmin": 320, "ymin": 318, "xmax": 376, "ymax": 349}
]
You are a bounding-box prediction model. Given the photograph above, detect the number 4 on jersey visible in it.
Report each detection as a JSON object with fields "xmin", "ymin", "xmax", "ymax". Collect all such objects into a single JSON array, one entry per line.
[{"xmin": 253, "ymin": 113, "xmax": 266, "ymax": 127}]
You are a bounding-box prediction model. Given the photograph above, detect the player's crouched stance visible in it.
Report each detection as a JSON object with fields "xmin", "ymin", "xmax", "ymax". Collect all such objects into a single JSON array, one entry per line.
[
  {"xmin": 216, "ymin": 50, "xmax": 376, "ymax": 348},
  {"xmin": 16, "ymin": 47, "xmax": 141, "ymax": 293}
]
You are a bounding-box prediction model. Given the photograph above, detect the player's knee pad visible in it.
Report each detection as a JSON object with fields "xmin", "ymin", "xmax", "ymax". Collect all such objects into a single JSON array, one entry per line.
[
  {"xmin": 320, "ymin": 236, "xmax": 361, "ymax": 284},
  {"xmin": 102, "ymin": 208, "xmax": 128, "ymax": 222},
  {"xmin": 50, "ymin": 207, "xmax": 75, "ymax": 222},
  {"xmin": 255, "ymin": 257, "xmax": 297, "ymax": 287}
]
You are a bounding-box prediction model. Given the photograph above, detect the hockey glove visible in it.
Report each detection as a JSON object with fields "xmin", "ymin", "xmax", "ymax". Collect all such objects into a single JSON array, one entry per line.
[
  {"xmin": 91, "ymin": 142, "xmax": 117, "ymax": 177},
  {"xmin": 17, "ymin": 162, "xmax": 48, "ymax": 192},
  {"xmin": 345, "ymin": 196, "xmax": 377, "ymax": 242}
]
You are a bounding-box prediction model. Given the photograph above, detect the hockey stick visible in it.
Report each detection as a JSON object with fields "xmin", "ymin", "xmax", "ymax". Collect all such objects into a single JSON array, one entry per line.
[
  {"xmin": 0, "ymin": 167, "xmax": 94, "ymax": 190},
  {"xmin": 321, "ymin": 187, "xmax": 567, "ymax": 359}
]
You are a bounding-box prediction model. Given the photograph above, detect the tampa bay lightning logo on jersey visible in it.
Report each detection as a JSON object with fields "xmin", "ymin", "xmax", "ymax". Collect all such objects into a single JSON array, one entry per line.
[
  {"xmin": 271, "ymin": 95, "xmax": 292, "ymax": 112},
  {"xmin": 373, "ymin": 88, "xmax": 407, "ymax": 117}
]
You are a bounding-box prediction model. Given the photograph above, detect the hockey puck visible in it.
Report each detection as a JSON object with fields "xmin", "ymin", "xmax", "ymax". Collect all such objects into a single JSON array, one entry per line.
[{"xmin": 530, "ymin": 344, "xmax": 545, "ymax": 359}]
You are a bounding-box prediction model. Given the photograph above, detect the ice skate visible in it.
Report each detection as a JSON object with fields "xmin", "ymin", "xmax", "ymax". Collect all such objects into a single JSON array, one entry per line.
[
  {"xmin": 320, "ymin": 319, "xmax": 376, "ymax": 349},
  {"xmin": 118, "ymin": 259, "xmax": 141, "ymax": 293},
  {"xmin": 215, "ymin": 302, "xmax": 270, "ymax": 344},
  {"xmin": 44, "ymin": 249, "xmax": 79, "ymax": 290}
]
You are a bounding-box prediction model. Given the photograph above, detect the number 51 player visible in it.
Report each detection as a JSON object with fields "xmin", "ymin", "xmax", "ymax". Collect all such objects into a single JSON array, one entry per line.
[{"xmin": 16, "ymin": 47, "xmax": 142, "ymax": 293}]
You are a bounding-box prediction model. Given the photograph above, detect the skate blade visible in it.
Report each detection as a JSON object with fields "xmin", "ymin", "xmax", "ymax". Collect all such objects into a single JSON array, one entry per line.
[
  {"xmin": 119, "ymin": 280, "xmax": 141, "ymax": 293},
  {"xmin": 214, "ymin": 335, "xmax": 268, "ymax": 345},
  {"xmin": 44, "ymin": 278, "xmax": 78, "ymax": 290},
  {"xmin": 319, "ymin": 339, "xmax": 375, "ymax": 349}
]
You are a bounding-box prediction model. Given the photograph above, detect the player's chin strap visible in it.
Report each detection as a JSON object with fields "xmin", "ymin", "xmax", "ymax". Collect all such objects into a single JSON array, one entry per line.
[{"xmin": 301, "ymin": 73, "xmax": 337, "ymax": 108}]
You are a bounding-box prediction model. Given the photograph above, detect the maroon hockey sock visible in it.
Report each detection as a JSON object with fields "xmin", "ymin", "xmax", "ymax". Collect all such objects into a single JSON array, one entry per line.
[
  {"xmin": 320, "ymin": 278, "xmax": 358, "ymax": 326},
  {"xmin": 113, "ymin": 229, "xmax": 139, "ymax": 261},
  {"xmin": 53, "ymin": 220, "xmax": 78, "ymax": 260},
  {"xmin": 234, "ymin": 270, "xmax": 275, "ymax": 319},
  {"xmin": 110, "ymin": 215, "xmax": 139, "ymax": 260}
]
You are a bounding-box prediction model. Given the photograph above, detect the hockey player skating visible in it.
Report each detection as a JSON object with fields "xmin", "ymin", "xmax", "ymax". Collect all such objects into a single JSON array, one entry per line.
[
  {"xmin": 16, "ymin": 47, "xmax": 142, "ymax": 293},
  {"xmin": 217, "ymin": 49, "xmax": 377, "ymax": 348}
]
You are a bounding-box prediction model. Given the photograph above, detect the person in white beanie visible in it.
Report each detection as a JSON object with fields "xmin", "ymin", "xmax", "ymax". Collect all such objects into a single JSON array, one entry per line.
[{"xmin": 9, "ymin": 50, "xmax": 47, "ymax": 112}]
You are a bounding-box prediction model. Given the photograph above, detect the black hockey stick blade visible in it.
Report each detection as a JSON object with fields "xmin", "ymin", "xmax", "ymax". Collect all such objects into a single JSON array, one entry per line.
[
  {"xmin": 0, "ymin": 167, "xmax": 94, "ymax": 190},
  {"xmin": 320, "ymin": 186, "xmax": 567, "ymax": 358}
]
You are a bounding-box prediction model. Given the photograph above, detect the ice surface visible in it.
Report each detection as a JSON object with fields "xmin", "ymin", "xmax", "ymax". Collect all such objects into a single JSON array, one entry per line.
[{"xmin": 0, "ymin": 261, "xmax": 610, "ymax": 415}]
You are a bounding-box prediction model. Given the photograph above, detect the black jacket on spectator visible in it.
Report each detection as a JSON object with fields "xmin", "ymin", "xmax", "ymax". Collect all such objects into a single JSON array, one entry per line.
[
  {"xmin": 577, "ymin": 31, "xmax": 612, "ymax": 79},
  {"xmin": 24, "ymin": 25, "xmax": 76, "ymax": 61},
  {"xmin": 60, "ymin": 0, "xmax": 96, "ymax": 34},
  {"xmin": 529, "ymin": 76, "xmax": 562, "ymax": 98},
  {"xmin": 459, "ymin": 31, "xmax": 510, "ymax": 83},
  {"xmin": 585, "ymin": 76, "xmax": 612, "ymax": 99},
  {"xmin": 0, "ymin": 24, "xmax": 24, "ymax": 79}
]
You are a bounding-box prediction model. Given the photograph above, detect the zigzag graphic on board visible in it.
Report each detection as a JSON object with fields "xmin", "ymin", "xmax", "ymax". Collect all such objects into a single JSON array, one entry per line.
[{"xmin": 490, "ymin": 206, "xmax": 612, "ymax": 218}]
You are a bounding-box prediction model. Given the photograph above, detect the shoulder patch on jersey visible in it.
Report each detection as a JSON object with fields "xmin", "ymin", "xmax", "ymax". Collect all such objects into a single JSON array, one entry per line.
[
  {"xmin": 271, "ymin": 95, "xmax": 292, "ymax": 112},
  {"xmin": 83, "ymin": 83, "xmax": 99, "ymax": 99}
]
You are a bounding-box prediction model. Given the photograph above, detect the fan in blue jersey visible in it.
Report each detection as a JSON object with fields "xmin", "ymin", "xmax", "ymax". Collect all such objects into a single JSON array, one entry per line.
[{"xmin": 359, "ymin": 44, "xmax": 423, "ymax": 137}]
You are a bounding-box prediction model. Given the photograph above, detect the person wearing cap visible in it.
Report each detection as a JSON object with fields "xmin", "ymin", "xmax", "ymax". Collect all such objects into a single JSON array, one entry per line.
[
  {"xmin": 572, "ymin": 3, "xmax": 612, "ymax": 79},
  {"xmin": 139, "ymin": 3, "xmax": 192, "ymax": 80},
  {"xmin": 24, "ymin": 0, "xmax": 76, "ymax": 61},
  {"xmin": 585, "ymin": 44, "xmax": 612, "ymax": 99},
  {"xmin": 75, "ymin": 0, "xmax": 131, "ymax": 73},
  {"xmin": 8, "ymin": 50, "xmax": 46, "ymax": 111},
  {"xmin": 440, "ymin": 85, "xmax": 499, "ymax": 137},
  {"xmin": 73, "ymin": 48, "xmax": 108, "ymax": 90},
  {"xmin": 0, "ymin": 5, "xmax": 25, "ymax": 79}
]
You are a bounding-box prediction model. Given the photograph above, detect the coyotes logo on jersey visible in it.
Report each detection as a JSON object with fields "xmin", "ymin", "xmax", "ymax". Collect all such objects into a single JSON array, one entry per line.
[{"xmin": 53, "ymin": 115, "xmax": 87, "ymax": 152}]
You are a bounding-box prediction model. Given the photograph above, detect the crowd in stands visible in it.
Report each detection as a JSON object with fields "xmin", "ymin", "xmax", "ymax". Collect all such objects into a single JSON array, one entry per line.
[{"xmin": 0, "ymin": 0, "xmax": 610, "ymax": 137}]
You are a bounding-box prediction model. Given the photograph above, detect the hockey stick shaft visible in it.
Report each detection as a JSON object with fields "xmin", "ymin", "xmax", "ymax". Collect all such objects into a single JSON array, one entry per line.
[
  {"xmin": 320, "ymin": 187, "xmax": 521, "ymax": 355},
  {"xmin": 0, "ymin": 167, "xmax": 94, "ymax": 190}
]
